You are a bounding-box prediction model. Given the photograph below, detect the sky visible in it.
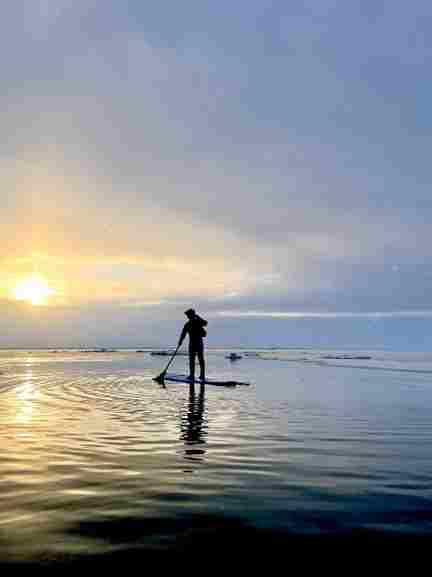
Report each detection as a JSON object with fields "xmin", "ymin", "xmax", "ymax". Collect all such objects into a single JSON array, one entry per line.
[{"xmin": 1, "ymin": 0, "xmax": 432, "ymax": 348}]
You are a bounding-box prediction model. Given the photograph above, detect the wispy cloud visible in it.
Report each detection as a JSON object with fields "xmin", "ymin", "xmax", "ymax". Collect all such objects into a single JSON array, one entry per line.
[{"xmin": 216, "ymin": 310, "xmax": 432, "ymax": 319}]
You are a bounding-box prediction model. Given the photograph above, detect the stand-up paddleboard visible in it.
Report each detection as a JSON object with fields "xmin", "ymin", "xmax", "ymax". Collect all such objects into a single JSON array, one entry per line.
[{"xmin": 162, "ymin": 373, "xmax": 250, "ymax": 387}]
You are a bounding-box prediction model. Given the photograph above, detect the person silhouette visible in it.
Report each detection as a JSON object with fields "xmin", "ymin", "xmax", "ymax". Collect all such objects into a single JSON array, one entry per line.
[{"xmin": 178, "ymin": 308, "xmax": 207, "ymax": 382}]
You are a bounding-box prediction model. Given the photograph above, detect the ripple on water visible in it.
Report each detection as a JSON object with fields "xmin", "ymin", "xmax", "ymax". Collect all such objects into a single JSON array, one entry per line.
[{"xmin": 1, "ymin": 356, "xmax": 432, "ymax": 562}]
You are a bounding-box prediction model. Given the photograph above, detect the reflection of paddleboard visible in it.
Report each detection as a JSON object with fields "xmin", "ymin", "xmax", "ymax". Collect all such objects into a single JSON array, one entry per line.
[{"xmin": 163, "ymin": 373, "xmax": 250, "ymax": 387}]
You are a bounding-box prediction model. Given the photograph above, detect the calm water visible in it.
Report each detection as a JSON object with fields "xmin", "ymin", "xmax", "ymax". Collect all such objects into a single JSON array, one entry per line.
[{"xmin": 1, "ymin": 348, "xmax": 432, "ymax": 563}]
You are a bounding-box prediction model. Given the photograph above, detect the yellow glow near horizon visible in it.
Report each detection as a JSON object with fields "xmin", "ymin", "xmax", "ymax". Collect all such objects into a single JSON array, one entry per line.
[{"xmin": 12, "ymin": 275, "xmax": 55, "ymax": 305}]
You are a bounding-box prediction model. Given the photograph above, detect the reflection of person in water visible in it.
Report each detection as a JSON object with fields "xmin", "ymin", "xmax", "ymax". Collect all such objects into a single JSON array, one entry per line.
[
  {"xmin": 178, "ymin": 308, "xmax": 207, "ymax": 382},
  {"xmin": 180, "ymin": 382, "xmax": 207, "ymax": 459}
]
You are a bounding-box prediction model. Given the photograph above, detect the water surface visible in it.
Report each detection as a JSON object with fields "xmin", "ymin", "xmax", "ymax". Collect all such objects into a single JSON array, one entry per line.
[{"xmin": 1, "ymin": 349, "xmax": 432, "ymax": 563}]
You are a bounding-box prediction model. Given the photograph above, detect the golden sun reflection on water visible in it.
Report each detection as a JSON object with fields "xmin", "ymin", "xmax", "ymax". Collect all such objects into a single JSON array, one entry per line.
[{"xmin": 14, "ymin": 371, "xmax": 38, "ymax": 427}]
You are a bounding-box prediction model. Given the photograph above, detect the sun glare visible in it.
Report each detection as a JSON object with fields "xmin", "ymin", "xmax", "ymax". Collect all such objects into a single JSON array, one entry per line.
[{"xmin": 13, "ymin": 275, "xmax": 55, "ymax": 305}]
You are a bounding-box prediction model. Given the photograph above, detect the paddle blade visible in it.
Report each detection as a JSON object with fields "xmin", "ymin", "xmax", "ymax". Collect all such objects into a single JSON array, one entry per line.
[{"xmin": 153, "ymin": 372, "xmax": 166, "ymax": 384}]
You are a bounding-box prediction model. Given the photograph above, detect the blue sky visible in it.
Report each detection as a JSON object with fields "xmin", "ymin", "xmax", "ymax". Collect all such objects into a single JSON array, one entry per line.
[{"xmin": 1, "ymin": 1, "xmax": 431, "ymax": 347}]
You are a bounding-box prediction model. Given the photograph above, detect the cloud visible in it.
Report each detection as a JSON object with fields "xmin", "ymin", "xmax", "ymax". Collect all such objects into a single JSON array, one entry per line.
[
  {"xmin": 216, "ymin": 310, "xmax": 432, "ymax": 319},
  {"xmin": 1, "ymin": 0, "xmax": 432, "ymax": 346}
]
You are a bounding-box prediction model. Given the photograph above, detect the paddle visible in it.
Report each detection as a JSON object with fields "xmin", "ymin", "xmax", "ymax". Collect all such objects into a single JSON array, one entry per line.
[{"xmin": 153, "ymin": 344, "xmax": 181, "ymax": 384}]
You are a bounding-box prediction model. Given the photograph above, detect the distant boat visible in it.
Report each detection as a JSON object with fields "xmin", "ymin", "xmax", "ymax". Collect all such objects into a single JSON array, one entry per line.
[{"xmin": 226, "ymin": 353, "xmax": 242, "ymax": 361}]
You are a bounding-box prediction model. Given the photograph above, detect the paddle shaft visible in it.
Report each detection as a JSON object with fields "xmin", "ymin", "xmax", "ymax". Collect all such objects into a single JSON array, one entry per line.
[{"xmin": 160, "ymin": 343, "xmax": 181, "ymax": 376}]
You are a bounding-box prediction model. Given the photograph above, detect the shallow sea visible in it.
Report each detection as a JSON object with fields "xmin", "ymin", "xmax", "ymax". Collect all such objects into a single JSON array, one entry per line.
[{"xmin": 1, "ymin": 348, "xmax": 432, "ymax": 565}]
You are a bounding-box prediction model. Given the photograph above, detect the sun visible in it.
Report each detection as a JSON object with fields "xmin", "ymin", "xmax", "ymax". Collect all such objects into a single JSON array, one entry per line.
[{"xmin": 13, "ymin": 275, "xmax": 55, "ymax": 305}]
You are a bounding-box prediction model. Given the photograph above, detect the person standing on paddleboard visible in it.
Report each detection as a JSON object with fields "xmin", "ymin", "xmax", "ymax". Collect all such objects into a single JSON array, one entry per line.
[{"xmin": 178, "ymin": 308, "xmax": 208, "ymax": 382}]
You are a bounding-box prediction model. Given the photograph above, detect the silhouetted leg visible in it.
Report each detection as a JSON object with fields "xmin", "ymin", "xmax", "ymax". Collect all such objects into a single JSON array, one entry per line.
[
  {"xmin": 189, "ymin": 348, "xmax": 196, "ymax": 381},
  {"xmin": 197, "ymin": 346, "xmax": 205, "ymax": 381}
]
